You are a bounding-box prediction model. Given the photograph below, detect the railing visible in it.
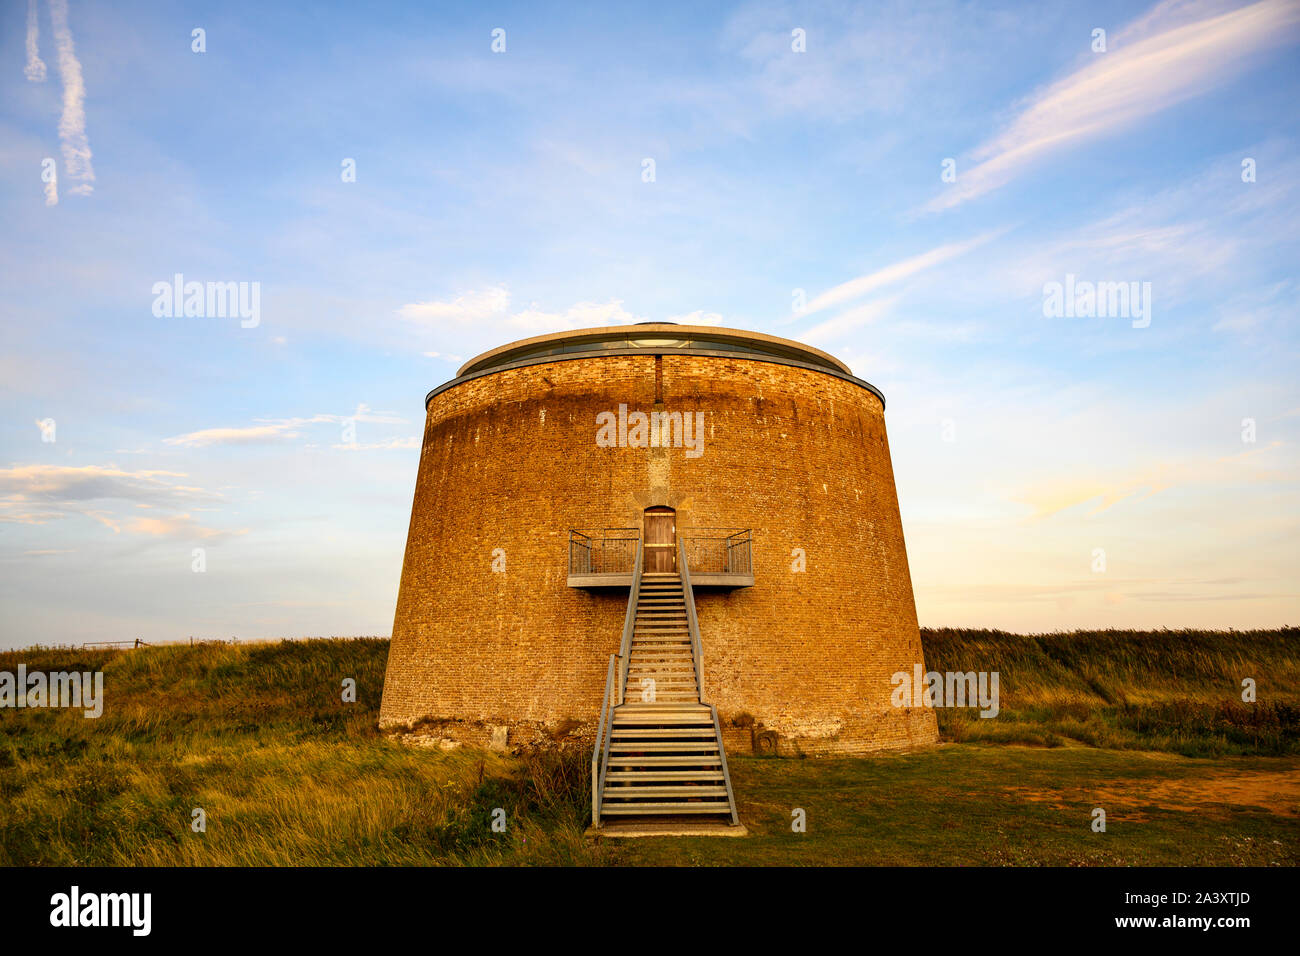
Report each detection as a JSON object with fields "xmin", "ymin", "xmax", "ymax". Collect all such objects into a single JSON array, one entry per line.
[
  {"xmin": 680, "ymin": 538, "xmax": 740, "ymax": 826},
  {"xmin": 569, "ymin": 528, "xmax": 639, "ymax": 576},
  {"xmin": 592, "ymin": 539, "xmax": 642, "ymax": 827},
  {"xmin": 710, "ymin": 704, "xmax": 740, "ymax": 826},
  {"xmin": 591, "ymin": 652, "xmax": 618, "ymax": 825},
  {"xmin": 678, "ymin": 538, "xmax": 705, "ymax": 698},
  {"xmin": 681, "ymin": 528, "xmax": 752, "ymax": 576},
  {"xmin": 617, "ymin": 540, "xmax": 644, "ymax": 703}
]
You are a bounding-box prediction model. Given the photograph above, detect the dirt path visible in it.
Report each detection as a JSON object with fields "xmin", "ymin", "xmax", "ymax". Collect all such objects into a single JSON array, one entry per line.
[{"xmin": 1004, "ymin": 768, "xmax": 1300, "ymax": 818}]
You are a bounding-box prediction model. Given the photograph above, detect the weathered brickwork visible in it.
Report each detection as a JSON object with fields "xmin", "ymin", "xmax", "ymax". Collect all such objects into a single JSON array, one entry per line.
[{"xmin": 379, "ymin": 351, "xmax": 940, "ymax": 754}]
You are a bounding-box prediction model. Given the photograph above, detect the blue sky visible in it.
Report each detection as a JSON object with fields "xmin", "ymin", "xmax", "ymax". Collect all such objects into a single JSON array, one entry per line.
[{"xmin": 2, "ymin": 0, "xmax": 1298, "ymax": 648}]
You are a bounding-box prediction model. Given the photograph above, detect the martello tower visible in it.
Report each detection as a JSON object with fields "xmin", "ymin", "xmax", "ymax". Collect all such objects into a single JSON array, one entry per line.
[{"xmin": 379, "ymin": 323, "xmax": 938, "ymax": 831}]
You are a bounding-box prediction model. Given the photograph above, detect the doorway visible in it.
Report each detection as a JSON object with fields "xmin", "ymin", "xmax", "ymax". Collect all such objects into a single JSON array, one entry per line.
[{"xmin": 642, "ymin": 506, "xmax": 677, "ymax": 573}]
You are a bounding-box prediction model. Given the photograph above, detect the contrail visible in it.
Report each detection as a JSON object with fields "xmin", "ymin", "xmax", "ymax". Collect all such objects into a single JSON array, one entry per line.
[
  {"xmin": 25, "ymin": 0, "xmax": 46, "ymax": 82},
  {"xmin": 48, "ymin": 0, "xmax": 94, "ymax": 196}
]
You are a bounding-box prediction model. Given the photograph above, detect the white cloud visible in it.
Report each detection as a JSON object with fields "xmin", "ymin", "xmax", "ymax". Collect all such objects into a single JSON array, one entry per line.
[
  {"xmin": 396, "ymin": 288, "xmax": 647, "ymax": 337},
  {"xmin": 800, "ymin": 232, "xmax": 1001, "ymax": 317},
  {"xmin": 0, "ymin": 510, "xmax": 65, "ymax": 525},
  {"xmin": 397, "ymin": 287, "xmax": 510, "ymax": 325},
  {"xmin": 163, "ymin": 404, "xmax": 407, "ymax": 448},
  {"xmin": 24, "ymin": 0, "xmax": 46, "ymax": 82},
  {"xmin": 0, "ymin": 465, "xmax": 236, "ymax": 539},
  {"xmin": 1013, "ymin": 440, "xmax": 1291, "ymax": 520},
  {"xmin": 125, "ymin": 513, "xmax": 247, "ymax": 541},
  {"xmin": 0, "ymin": 465, "xmax": 214, "ymax": 505},
  {"xmin": 166, "ymin": 423, "xmax": 305, "ymax": 448},
  {"xmin": 48, "ymin": 0, "xmax": 95, "ymax": 196},
  {"xmin": 665, "ymin": 310, "xmax": 725, "ymax": 326},
  {"xmin": 927, "ymin": 0, "xmax": 1300, "ymax": 211},
  {"xmin": 1212, "ymin": 280, "xmax": 1294, "ymax": 334},
  {"xmin": 802, "ymin": 296, "xmax": 901, "ymax": 344},
  {"xmin": 506, "ymin": 299, "xmax": 644, "ymax": 333}
]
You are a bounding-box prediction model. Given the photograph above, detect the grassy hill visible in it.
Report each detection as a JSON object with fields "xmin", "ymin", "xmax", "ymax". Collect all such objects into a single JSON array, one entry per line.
[
  {"xmin": 1, "ymin": 629, "xmax": 1296, "ymax": 866},
  {"xmin": 922, "ymin": 627, "xmax": 1300, "ymax": 755}
]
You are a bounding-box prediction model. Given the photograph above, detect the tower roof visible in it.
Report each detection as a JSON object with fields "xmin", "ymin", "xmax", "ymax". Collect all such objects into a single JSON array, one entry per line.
[
  {"xmin": 458, "ymin": 323, "xmax": 853, "ymax": 378},
  {"xmin": 429, "ymin": 323, "xmax": 883, "ymax": 409}
]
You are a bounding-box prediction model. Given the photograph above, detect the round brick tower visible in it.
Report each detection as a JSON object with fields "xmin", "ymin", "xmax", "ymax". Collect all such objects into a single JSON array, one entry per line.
[{"xmin": 379, "ymin": 324, "xmax": 939, "ymax": 755}]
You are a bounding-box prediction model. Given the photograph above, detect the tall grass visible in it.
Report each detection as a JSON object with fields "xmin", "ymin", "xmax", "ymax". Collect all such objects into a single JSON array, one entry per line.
[
  {"xmin": 2, "ymin": 629, "xmax": 1295, "ymax": 865},
  {"xmin": 920, "ymin": 627, "xmax": 1300, "ymax": 755},
  {"xmin": 0, "ymin": 639, "xmax": 600, "ymax": 866}
]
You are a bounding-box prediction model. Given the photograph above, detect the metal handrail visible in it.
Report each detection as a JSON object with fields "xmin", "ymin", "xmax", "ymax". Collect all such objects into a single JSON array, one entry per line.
[
  {"xmin": 680, "ymin": 527, "xmax": 752, "ymax": 575},
  {"xmin": 710, "ymin": 704, "xmax": 740, "ymax": 826},
  {"xmin": 680, "ymin": 540, "xmax": 739, "ymax": 826},
  {"xmin": 591, "ymin": 652, "xmax": 618, "ymax": 825},
  {"xmin": 569, "ymin": 528, "xmax": 639, "ymax": 576},
  {"xmin": 678, "ymin": 538, "xmax": 705, "ymax": 697},
  {"xmin": 593, "ymin": 541, "xmax": 643, "ymax": 827},
  {"xmin": 617, "ymin": 539, "xmax": 644, "ymax": 702}
]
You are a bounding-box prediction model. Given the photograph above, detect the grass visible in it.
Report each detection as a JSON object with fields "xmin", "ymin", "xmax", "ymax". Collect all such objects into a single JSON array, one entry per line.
[
  {"xmin": 922, "ymin": 627, "xmax": 1300, "ymax": 755},
  {"xmin": 1, "ymin": 630, "xmax": 1296, "ymax": 866},
  {"xmin": 0, "ymin": 640, "xmax": 606, "ymax": 865},
  {"xmin": 625, "ymin": 747, "xmax": 1298, "ymax": 866}
]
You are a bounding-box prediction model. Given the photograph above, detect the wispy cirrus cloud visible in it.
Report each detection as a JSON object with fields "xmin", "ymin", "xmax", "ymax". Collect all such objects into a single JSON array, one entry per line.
[
  {"xmin": 0, "ymin": 465, "xmax": 216, "ymax": 505},
  {"xmin": 125, "ymin": 513, "xmax": 247, "ymax": 541},
  {"xmin": 792, "ymin": 231, "xmax": 1004, "ymax": 346},
  {"xmin": 798, "ymin": 232, "xmax": 1003, "ymax": 320},
  {"xmin": 48, "ymin": 0, "xmax": 94, "ymax": 197},
  {"xmin": 396, "ymin": 287, "xmax": 646, "ymax": 338},
  {"xmin": 24, "ymin": 0, "xmax": 46, "ymax": 82},
  {"xmin": 1014, "ymin": 440, "xmax": 1291, "ymax": 520},
  {"xmin": 164, "ymin": 404, "xmax": 406, "ymax": 448},
  {"xmin": 927, "ymin": 0, "xmax": 1300, "ymax": 211},
  {"xmin": 0, "ymin": 465, "xmax": 235, "ymax": 539},
  {"xmin": 0, "ymin": 510, "xmax": 66, "ymax": 526},
  {"xmin": 987, "ymin": 146, "xmax": 1300, "ymax": 311},
  {"xmin": 802, "ymin": 296, "xmax": 901, "ymax": 345}
]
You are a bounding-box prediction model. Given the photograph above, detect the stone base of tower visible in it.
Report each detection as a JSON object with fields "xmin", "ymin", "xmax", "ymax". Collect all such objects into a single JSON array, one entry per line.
[
  {"xmin": 380, "ymin": 708, "xmax": 940, "ymax": 757},
  {"xmin": 718, "ymin": 706, "xmax": 939, "ymax": 757}
]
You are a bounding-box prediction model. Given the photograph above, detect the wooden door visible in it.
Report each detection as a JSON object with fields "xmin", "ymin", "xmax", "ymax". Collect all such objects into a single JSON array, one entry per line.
[{"xmin": 643, "ymin": 506, "xmax": 677, "ymax": 572}]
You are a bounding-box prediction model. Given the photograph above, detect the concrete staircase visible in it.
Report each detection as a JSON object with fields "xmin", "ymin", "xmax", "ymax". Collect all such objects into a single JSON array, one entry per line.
[{"xmin": 592, "ymin": 568, "xmax": 742, "ymax": 834}]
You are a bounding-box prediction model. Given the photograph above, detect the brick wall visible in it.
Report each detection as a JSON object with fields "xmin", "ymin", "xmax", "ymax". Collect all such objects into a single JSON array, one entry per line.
[{"xmin": 379, "ymin": 352, "xmax": 940, "ymax": 754}]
